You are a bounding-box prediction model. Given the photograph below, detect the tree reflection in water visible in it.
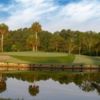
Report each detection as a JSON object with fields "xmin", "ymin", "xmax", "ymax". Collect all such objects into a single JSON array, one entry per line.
[
  {"xmin": 28, "ymin": 71, "xmax": 39, "ymax": 96},
  {"xmin": 3, "ymin": 71, "xmax": 100, "ymax": 95},
  {"xmin": 29, "ymin": 85, "xmax": 39, "ymax": 96},
  {"xmin": 78, "ymin": 73, "xmax": 95, "ymax": 92},
  {"xmin": 80, "ymin": 81, "xmax": 95, "ymax": 92},
  {"xmin": 0, "ymin": 74, "xmax": 6, "ymax": 93},
  {"xmin": 91, "ymin": 82, "xmax": 100, "ymax": 95}
]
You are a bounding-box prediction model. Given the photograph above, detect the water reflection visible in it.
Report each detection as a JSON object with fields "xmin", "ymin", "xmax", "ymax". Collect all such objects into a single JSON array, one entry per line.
[
  {"xmin": 0, "ymin": 74, "xmax": 6, "ymax": 93},
  {"xmin": 29, "ymin": 85, "xmax": 39, "ymax": 96},
  {"xmin": 0, "ymin": 71, "xmax": 100, "ymax": 100}
]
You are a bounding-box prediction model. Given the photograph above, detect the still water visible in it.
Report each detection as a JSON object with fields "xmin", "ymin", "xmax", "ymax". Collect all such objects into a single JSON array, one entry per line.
[{"xmin": 0, "ymin": 71, "xmax": 100, "ymax": 100}]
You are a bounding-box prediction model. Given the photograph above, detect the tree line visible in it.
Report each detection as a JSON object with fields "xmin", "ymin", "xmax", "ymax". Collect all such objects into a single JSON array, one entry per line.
[{"xmin": 0, "ymin": 22, "xmax": 100, "ymax": 56}]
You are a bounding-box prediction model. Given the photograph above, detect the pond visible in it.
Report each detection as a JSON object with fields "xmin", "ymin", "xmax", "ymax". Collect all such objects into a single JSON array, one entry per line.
[{"xmin": 0, "ymin": 71, "xmax": 100, "ymax": 100}]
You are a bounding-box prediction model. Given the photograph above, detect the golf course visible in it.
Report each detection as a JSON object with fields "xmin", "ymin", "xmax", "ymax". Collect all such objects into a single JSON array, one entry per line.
[{"xmin": 0, "ymin": 52, "xmax": 100, "ymax": 65}]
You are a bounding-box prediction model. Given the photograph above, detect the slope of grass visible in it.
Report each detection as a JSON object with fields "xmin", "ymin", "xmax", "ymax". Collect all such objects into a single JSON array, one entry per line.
[
  {"xmin": 74, "ymin": 55, "xmax": 100, "ymax": 65},
  {"xmin": 11, "ymin": 55, "xmax": 75, "ymax": 64},
  {"xmin": 0, "ymin": 55, "xmax": 28, "ymax": 63},
  {"xmin": 3, "ymin": 52, "xmax": 74, "ymax": 64},
  {"xmin": 5, "ymin": 51, "xmax": 68, "ymax": 57},
  {"xmin": 0, "ymin": 52, "xmax": 100, "ymax": 65}
]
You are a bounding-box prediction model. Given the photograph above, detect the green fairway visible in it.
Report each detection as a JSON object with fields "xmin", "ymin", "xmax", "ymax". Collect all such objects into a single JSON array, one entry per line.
[
  {"xmin": 73, "ymin": 55, "xmax": 100, "ymax": 65},
  {"xmin": 5, "ymin": 51, "xmax": 69, "ymax": 57},
  {"xmin": 0, "ymin": 52, "xmax": 100, "ymax": 65},
  {"xmin": 11, "ymin": 55, "xmax": 75, "ymax": 64},
  {"xmin": 6, "ymin": 52, "xmax": 74, "ymax": 64}
]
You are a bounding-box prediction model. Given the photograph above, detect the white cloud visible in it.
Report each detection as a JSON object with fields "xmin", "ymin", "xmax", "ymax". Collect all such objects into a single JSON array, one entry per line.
[
  {"xmin": 44, "ymin": 0, "xmax": 100, "ymax": 32},
  {"xmin": 0, "ymin": 0, "xmax": 100, "ymax": 32},
  {"xmin": 0, "ymin": 0, "xmax": 58, "ymax": 30}
]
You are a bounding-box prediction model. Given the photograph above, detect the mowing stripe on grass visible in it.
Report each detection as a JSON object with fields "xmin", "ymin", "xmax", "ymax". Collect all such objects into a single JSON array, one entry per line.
[{"xmin": 11, "ymin": 55, "xmax": 75, "ymax": 64}]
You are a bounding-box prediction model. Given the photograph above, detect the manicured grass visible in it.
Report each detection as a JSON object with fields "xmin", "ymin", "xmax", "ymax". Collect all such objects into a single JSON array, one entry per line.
[
  {"xmin": 5, "ymin": 51, "xmax": 68, "ymax": 57},
  {"xmin": 74, "ymin": 55, "xmax": 100, "ymax": 65},
  {"xmin": 3, "ymin": 51, "xmax": 74, "ymax": 64},
  {"xmin": 11, "ymin": 55, "xmax": 75, "ymax": 64},
  {"xmin": 0, "ymin": 52, "xmax": 100, "ymax": 65}
]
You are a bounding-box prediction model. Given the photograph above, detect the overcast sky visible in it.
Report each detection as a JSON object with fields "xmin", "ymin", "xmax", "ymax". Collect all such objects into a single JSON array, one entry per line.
[{"xmin": 0, "ymin": 0, "xmax": 100, "ymax": 32}]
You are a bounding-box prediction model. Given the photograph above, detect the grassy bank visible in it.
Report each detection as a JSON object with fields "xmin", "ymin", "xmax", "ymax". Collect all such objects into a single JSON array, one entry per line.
[
  {"xmin": 73, "ymin": 55, "xmax": 100, "ymax": 65},
  {"xmin": 0, "ymin": 52, "xmax": 100, "ymax": 65},
  {"xmin": 11, "ymin": 55, "xmax": 75, "ymax": 64},
  {"xmin": 6, "ymin": 51, "xmax": 69, "ymax": 57},
  {"xmin": 6, "ymin": 51, "xmax": 74, "ymax": 64}
]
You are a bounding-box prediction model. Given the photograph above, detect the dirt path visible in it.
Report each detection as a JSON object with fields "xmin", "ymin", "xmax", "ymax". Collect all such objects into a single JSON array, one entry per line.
[{"xmin": 0, "ymin": 55, "xmax": 28, "ymax": 63}]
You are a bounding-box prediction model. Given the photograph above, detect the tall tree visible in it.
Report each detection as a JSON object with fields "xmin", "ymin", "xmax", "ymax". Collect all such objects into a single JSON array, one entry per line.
[
  {"xmin": 66, "ymin": 37, "xmax": 76, "ymax": 55},
  {"xmin": 49, "ymin": 34, "xmax": 65, "ymax": 52},
  {"xmin": 27, "ymin": 34, "xmax": 39, "ymax": 51},
  {"xmin": 0, "ymin": 23, "xmax": 8, "ymax": 52},
  {"xmin": 65, "ymin": 30, "xmax": 76, "ymax": 55},
  {"xmin": 31, "ymin": 22, "xmax": 42, "ymax": 52},
  {"xmin": 38, "ymin": 31, "xmax": 52, "ymax": 51},
  {"xmin": 82, "ymin": 32, "xmax": 98, "ymax": 55},
  {"xmin": 76, "ymin": 31, "xmax": 84, "ymax": 55},
  {"xmin": 94, "ymin": 34, "xmax": 100, "ymax": 56}
]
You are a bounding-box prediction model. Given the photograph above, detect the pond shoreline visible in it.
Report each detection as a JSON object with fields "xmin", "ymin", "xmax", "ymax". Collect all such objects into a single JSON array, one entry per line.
[{"xmin": 0, "ymin": 62, "xmax": 100, "ymax": 72}]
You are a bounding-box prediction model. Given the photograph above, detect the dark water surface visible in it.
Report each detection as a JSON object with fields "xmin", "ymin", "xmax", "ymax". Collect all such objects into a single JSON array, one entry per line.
[{"xmin": 0, "ymin": 71, "xmax": 100, "ymax": 100}]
